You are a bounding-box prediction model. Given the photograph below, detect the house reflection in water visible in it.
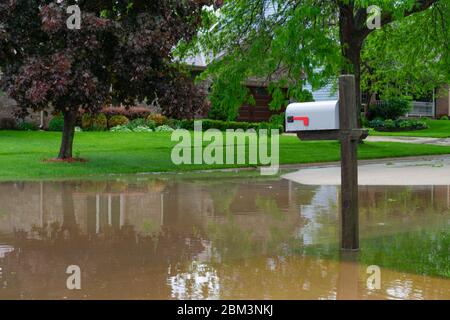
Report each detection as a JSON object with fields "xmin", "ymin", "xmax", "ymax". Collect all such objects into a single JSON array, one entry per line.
[{"xmin": 0, "ymin": 177, "xmax": 449, "ymax": 299}]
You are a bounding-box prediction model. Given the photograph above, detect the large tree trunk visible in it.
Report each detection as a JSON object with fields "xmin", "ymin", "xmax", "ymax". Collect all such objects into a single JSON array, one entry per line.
[
  {"xmin": 58, "ymin": 110, "xmax": 78, "ymax": 159},
  {"xmin": 339, "ymin": 6, "xmax": 364, "ymax": 128}
]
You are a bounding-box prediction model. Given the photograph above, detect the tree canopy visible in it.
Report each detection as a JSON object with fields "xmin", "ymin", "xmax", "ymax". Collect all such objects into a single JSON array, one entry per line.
[
  {"xmin": 183, "ymin": 0, "xmax": 450, "ymax": 119},
  {"xmin": 0, "ymin": 0, "xmax": 211, "ymax": 159},
  {"xmin": 361, "ymin": 1, "xmax": 450, "ymax": 100}
]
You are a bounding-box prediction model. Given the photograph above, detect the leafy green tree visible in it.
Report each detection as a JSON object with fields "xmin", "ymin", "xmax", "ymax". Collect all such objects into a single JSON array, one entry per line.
[
  {"xmin": 361, "ymin": 1, "xmax": 450, "ymax": 103},
  {"xmin": 184, "ymin": 0, "xmax": 448, "ymax": 123}
]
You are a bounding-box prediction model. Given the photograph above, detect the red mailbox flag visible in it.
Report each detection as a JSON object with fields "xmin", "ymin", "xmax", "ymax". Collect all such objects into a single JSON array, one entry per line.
[{"xmin": 293, "ymin": 116, "xmax": 309, "ymax": 126}]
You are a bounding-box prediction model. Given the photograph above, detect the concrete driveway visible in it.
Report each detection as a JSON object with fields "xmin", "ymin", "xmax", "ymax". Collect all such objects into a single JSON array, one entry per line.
[{"xmin": 282, "ymin": 156, "xmax": 450, "ymax": 185}]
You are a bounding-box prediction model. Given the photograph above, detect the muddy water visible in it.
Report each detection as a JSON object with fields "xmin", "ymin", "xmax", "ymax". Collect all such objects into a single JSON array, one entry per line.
[{"xmin": 0, "ymin": 175, "xmax": 449, "ymax": 300}]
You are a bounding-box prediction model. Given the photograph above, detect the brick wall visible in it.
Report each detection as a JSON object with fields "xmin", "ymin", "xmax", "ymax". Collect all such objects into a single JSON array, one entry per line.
[{"xmin": 435, "ymin": 85, "xmax": 450, "ymax": 118}]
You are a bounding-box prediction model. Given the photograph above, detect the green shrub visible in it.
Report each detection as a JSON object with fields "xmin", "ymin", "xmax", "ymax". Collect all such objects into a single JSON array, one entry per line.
[
  {"xmin": 155, "ymin": 125, "xmax": 174, "ymax": 132},
  {"xmin": 368, "ymin": 119, "xmax": 384, "ymax": 128},
  {"xmin": 110, "ymin": 125, "xmax": 132, "ymax": 132},
  {"xmin": 173, "ymin": 119, "xmax": 283, "ymax": 133},
  {"xmin": 110, "ymin": 118, "xmax": 156, "ymax": 132},
  {"xmin": 82, "ymin": 113, "xmax": 108, "ymax": 131},
  {"xmin": 440, "ymin": 115, "xmax": 449, "ymax": 120},
  {"xmin": 127, "ymin": 118, "xmax": 148, "ymax": 130},
  {"xmin": 17, "ymin": 121, "xmax": 38, "ymax": 131},
  {"xmin": 108, "ymin": 115, "xmax": 129, "ymax": 128},
  {"xmin": 165, "ymin": 118, "xmax": 182, "ymax": 129},
  {"xmin": 409, "ymin": 119, "xmax": 428, "ymax": 130},
  {"xmin": 369, "ymin": 118, "xmax": 428, "ymax": 131},
  {"xmin": 48, "ymin": 116, "xmax": 64, "ymax": 131},
  {"xmin": 368, "ymin": 98, "xmax": 412, "ymax": 120},
  {"xmin": 383, "ymin": 119, "xmax": 395, "ymax": 129},
  {"xmin": 179, "ymin": 119, "xmax": 194, "ymax": 130},
  {"xmin": 81, "ymin": 113, "xmax": 93, "ymax": 130},
  {"xmin": 146, "ymin": 119, "xmax": 156, "ymax": 130},
  {"xmin": 147, "ymin": 114, "xmax": 167, "ymax": 126},
  {"xmin": 208, "ymin": 102, "xmax": 239, "ymax": 121},
  {"xmin": 133, "ymin": 126, "xmax": 153, "ymax": 132},
  {"xmin": 92, "ymin": 113, "xmax": 108, "ymax": 131},
  {"xmin": 269, "ymin": 113, "xmax": 285, "ymax": 128}
]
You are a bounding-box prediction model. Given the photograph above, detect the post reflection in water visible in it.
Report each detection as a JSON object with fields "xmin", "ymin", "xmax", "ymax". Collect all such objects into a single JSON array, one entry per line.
[{"xmin": 0, "ymin": 176, "xmax": 449, "ymax": 300}]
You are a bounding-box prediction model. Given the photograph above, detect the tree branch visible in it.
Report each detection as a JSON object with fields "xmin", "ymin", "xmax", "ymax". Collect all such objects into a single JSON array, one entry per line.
[{"xmin": 361, "ymin": 0, "xmax": 438, "ymax": 38}]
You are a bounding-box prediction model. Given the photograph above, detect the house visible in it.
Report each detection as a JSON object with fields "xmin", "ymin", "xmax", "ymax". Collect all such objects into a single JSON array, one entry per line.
[
  {"xmin": 185, "ymin": 54, "xmax": 338, "ymax": 122},
  {"xmin": 186, "ymin": 51, "xmax": 450, "ymax": 121},
  {"xmin": 434, "ymin": 85, "xmax": 450, "ymax": 118},
  {"xmin": 363, "ymin": 85, "xmax": 450, "ymax": 118}
]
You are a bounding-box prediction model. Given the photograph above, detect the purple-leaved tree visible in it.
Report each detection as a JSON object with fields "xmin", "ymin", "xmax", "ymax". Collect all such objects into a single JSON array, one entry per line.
[{"xmin": 0, "ymin": 0, "xmax": 211, "ymax": 159}]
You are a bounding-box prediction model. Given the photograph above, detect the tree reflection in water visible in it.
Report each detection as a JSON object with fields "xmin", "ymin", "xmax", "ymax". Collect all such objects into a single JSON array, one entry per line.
[{"xmin": 0, "ymin": 177, "xmax": 449, "ymax": 299}]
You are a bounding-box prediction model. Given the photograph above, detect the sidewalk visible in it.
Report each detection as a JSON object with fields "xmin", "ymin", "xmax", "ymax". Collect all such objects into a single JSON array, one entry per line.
[
  {"xmin": 282, "ymin": 156, "xmax": 450, "ymax": 185},
  {"xmin": 366, "ymin": 135, "xmax": 450, "ymax": 146}
]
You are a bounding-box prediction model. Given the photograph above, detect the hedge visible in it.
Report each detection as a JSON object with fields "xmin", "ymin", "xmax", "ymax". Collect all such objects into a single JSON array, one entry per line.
[
  {"xmin": 177, "ymin": 119, "xmax": 283, "ymax": 132},
  {"xmin": 368, "ymin": 119, "xmax": 428, "ymax": 131}
]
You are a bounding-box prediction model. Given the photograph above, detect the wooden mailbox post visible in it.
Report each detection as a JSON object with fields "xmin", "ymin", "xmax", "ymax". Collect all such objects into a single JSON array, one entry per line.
[
  {"xmin": 285, "ymin": 74, "xmax": 367, "ymax": 251},
  {"xmin": 338, "ymin": 75, "xmax": 366, "ymax": 251}
]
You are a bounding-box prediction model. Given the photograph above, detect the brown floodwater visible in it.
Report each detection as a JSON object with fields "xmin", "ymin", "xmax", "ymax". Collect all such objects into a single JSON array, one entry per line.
[{"xmin": 0, "ymin": 174, "xmax": 449, "ymax": 300}]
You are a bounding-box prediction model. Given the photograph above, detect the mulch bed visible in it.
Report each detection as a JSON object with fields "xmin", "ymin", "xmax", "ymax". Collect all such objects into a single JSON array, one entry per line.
[{"xmin": 43, "ymin": 158, "xmax": 88, "ymax": 163}]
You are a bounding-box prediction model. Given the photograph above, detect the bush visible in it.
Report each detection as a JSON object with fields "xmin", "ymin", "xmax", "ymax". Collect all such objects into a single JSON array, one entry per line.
[
  {"xmin": 82, "ymin": 113, "xmax": 108, "ymax": 131},
  {"xmin": 155, "ymin": 125, "xmax": 175, "ymax": 132},
  {"xmin": 367, "ymin": 119, "xmax": 385, "ymax": 128},
  {"xmin": 48, "ymin": 116, "xmax": 65, "ymax": 131},
  {"xmin": 179, "ymin": 119, "xmax": 195, "ymax": 130},
  {"xmin": 383, "ymin": 119, "xmax": 395, "ymax": 129},
  {"xmin": 17, "ymin": 121, "xmax": 38, "ymax": 131},
  {"xmin": 368, "ymin": 98, "xmax": 412, "ymax": 120},
  {"xmin": 165, "ymin": 118, "xmax": 182, "ymax": 129},
  {"xmin": 368, "ymin": 118, "xmax": 428, "ymax": 131},
  {"xmin": 127, "ymin": 118, "xmax": 149, "ymax": 130},
  {"xmin": 147, "ymin": 114, "xmax": 167, "ymax": 126},
  {"xmin": 81, "ymin": 113, "xmax": 93, "ymax": 130},
  {"xmin": 257, "ymin": 121, "xmax": 284, "ymax": 134},
  {"xmin": 440, "ymin": 115, "xmax": 449, "ymax": 120},
  {"xmin": 108, "ymin": 115, "xmax": 129, "ymax": 128},
  {"xmin": 208, "ymin": 103, "xmax": 235, "ymax": 121},
  {"xmin": 92, "ymin": 113, "xmax": 108, "ymax": 131},
  {"xmin": 110, "ymin": 125, "xmax": 133, "ymax": 132},
  {"xmin": 133, "ymin": 126, "xmax": 153, "ymax": 132},
  {"xmin": 174, "ymin": 119, "xmax": 283, "ymax": 133},
  {"xmin": 269, "ymin": 113, "xmax": 285, "ymax": 129}
]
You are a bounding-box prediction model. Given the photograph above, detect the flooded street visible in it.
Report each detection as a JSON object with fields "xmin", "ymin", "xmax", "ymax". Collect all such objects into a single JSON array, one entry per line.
[{"xmin": 0, "ymin": 174, "xmax": 449, "ymax": 300}]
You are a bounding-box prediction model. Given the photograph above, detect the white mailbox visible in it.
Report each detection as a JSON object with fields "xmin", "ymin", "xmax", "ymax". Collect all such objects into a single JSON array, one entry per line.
[{"xmin": 285, "ymin": 100, "xmax": 339, "ymax": 132}]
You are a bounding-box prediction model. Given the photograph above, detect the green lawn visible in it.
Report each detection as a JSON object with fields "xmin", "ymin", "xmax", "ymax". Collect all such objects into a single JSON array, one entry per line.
[
  {"xmin": 370, "ymin": 119, "xmax": 450, "ymax": 138},
  {"xmin": 2, "ymin": 130, "xmax": 450, "ymax": 181}
]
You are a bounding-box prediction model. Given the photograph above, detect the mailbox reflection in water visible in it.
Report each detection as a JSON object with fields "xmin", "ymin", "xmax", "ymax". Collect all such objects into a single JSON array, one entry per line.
[{"xmin": 285, "ymin": 100, "xmax": 340, "ymax": 132}]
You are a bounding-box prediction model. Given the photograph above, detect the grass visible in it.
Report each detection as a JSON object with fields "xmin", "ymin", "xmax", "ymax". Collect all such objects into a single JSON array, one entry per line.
[
  {"xmin": 299, "ymin": 228, "xmax": 450, "ymax": 279},
  {"xmin": 370, "ymin": 119, "xmax": 450, "ymax": 138},
  {"xmin": 2, "ymin": 130, "xmax": 450, "ymax": 181}
]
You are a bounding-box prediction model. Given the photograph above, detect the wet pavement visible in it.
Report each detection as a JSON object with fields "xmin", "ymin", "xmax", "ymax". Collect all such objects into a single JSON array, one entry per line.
[{"xmin": 283, "ymin": 157, "xmax": 450, "ymax": 185}]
